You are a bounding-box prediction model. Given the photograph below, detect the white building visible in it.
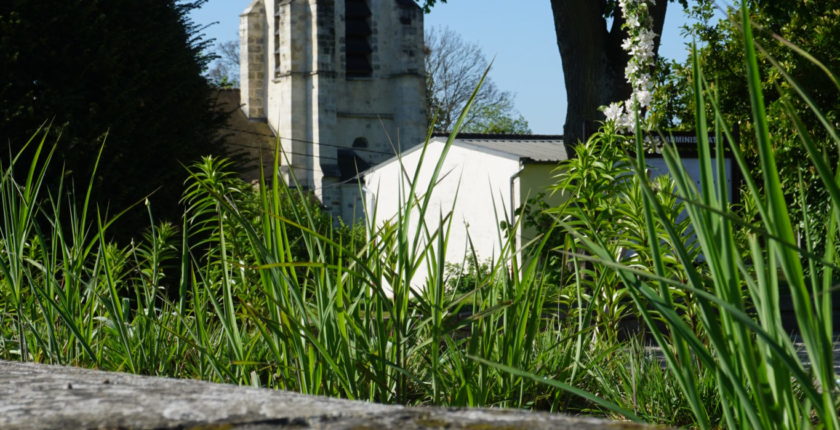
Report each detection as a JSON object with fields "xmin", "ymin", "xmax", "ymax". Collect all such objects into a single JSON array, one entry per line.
[
  {"xmin": 234, "ymin": 1, "xmax": 571, "ymax": 280},
  {"xmin": 239, "ymin": 0, "xmax": 427, "ymax": 223},
  {"xmin": 363, "ymin": 134, "xmax": 569, "ymax": 284}
]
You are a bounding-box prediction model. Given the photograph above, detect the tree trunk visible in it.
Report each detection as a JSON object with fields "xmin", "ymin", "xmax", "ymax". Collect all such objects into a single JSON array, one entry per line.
[{"xmin": 550, "ymin": 0, "xmax": 667, "ymax": 145}]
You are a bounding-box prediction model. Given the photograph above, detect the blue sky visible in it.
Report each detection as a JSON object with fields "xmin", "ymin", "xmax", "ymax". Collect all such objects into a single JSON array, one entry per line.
[{"xmin": 190, "ymin": 1, "xmax": 705, "ymax": 134}]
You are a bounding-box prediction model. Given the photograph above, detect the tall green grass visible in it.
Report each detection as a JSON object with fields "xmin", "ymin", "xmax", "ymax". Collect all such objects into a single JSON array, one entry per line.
[
  {"xmin": 2, "ymin": 2, "xmax": 836, "ymax": 428},
  {"xmin": 0, "ymin": 86, "xmax": 600, "ymax": 413},
  {"xmin": 0, "ymin": 125, "xmax": 705, "ymax": 426},
  {"xmin": 508, "ymin": 2, "xmax": 840, "ymax": 428}
]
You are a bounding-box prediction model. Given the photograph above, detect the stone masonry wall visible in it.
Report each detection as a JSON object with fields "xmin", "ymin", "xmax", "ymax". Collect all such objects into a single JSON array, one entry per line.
[
  {"xmin": 240, "ymin": 0, "xmax": 268, "ymax": 120},
  {"xmin": 241, "ymin": 0, "xmax": 427, "ymax": 224}
]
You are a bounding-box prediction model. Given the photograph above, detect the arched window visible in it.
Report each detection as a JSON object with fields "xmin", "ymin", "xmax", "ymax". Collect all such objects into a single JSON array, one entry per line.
[{"xmin": 352, "ymin": 137, "xmax": 369, "ymax": 148}]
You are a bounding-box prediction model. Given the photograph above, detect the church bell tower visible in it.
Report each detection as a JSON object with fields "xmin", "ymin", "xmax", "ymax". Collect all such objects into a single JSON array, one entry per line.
[{"xmin": 240, "ymin": 0, "xmax": 427, "ymax": 223}]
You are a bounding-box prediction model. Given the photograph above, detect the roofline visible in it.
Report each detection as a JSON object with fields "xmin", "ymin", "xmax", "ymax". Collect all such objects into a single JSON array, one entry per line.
[
  {"xmin": 445, "ymin": 135, "xmax": 568, "ymax": 163},
  {"xmin": 363, "ymin": 137, "xmax": 524, "ymax": 176},
  {"xmin": 453, "ymin": 140, "xmax": 526, "ymax": 162},
  {"xmin": 431, "ymin": 132, "xmax": 565, "ymax": 140},
  {"xmin": 363, "ymin": 137, "xmax": 568, "ymax": 176},
  {"xmin": 361, "ymin": 138, "xmax": 433, "ymax": 176}
]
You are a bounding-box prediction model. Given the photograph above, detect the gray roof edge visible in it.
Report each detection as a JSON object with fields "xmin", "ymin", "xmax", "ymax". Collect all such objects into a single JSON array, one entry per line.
[
  {"xmin": 457, "ymin": 139, "xmax": 568, "ymax": 162},
  {"xmin": 363, "ymin": 136, "xmax": 568, "ymax": 175},
  {"xmin": 453, "ymin": 141, "xmax": 525, "ymax": 162},
  {"xmin": 361, "ymin": 139, "xmax": 436, "ymax": 176},
  {"xmin": 431, "ymin": 132, "xmax": 564, "ymax": 140}
]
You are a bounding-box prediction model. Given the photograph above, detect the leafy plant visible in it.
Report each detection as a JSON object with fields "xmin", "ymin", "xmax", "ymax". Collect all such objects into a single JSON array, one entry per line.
[
  {"xmin": 542, "ymin": 128, "xmax": 694, "ymax": 343},
  {"xmin": 511, "ymin": 2, "xmax": 840, "ymax": 428}
]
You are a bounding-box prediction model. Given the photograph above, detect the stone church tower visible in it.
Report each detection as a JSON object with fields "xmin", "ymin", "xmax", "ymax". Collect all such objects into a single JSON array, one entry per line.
[{"xmin": 239, "ymin": 0, "xmax": 427, "ymax": 223}]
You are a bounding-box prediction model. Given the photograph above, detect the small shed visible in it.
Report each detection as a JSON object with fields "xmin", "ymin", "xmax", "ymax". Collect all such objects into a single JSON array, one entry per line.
[{"xmin": 363, "ymin": 134, "xmax": 568, "ymax": 284}]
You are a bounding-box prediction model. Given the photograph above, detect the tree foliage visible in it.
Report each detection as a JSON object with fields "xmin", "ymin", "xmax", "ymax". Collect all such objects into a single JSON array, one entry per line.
[
  {"xmin": 654, "ymin": 1, "xmax": 840, "ymax": 249},
  {"xmin": 464, "ymin": 104, "xmax": 531, "ymax": 135},
  {"xmin": 417, "ymin": 0, "xmax": 712, "ymax": 144},
  {"xmin": 425, "ymin": 27, "xmax": 530, "ymax": 134},
  {"xmin": 0, "ymin": 0, "xmax": 228, "ymax": 238},
  {"xmin": 206, "ymin": 40, "xmax": 240, "ymax": 88},
  {"xmin": 414, "ymin": 0, "xmax": 445, "ymax": 13}
]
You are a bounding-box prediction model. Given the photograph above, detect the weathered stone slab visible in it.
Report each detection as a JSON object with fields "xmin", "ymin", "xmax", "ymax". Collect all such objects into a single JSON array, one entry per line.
[{"xmin": 0, "ymin": 360, "xmax": 661, "ymax": 429}]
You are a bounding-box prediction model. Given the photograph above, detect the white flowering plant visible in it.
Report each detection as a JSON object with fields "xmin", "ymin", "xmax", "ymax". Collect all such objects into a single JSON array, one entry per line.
[{"xmin": 603, "ymin": 0, "xmax": 658, "ymax": 132}]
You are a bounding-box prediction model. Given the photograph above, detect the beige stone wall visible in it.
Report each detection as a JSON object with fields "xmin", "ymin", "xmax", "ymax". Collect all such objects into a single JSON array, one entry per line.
[
  {"xmin": 241, "ymin": 0, "xmax": 427, "ymax": 224},
  {"xmin": 517, "ymin": 163, "xmax": 566, "ymax": 249},
  {"xmin": 239, "ymin": 0, "xmax": 268, "ymax": 119}
]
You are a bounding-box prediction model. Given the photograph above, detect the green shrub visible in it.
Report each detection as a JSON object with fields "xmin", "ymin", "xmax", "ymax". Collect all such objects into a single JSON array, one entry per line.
[{"xmin": 510, "ymin": 2, "xmax": 840, "ymax": 428}]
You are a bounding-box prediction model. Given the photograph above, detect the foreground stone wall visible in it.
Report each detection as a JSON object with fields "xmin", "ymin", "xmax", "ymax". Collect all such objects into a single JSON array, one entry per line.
[{"xmin": 0, "ymin": 360, "xmax": 663, "ymax": 429}]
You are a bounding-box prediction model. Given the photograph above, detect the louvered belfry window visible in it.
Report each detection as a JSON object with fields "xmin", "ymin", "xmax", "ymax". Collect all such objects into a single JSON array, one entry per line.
[
  {"xmin": 345, "ymin": 0, "xmax": 372, "ymax": 77},
  {"xmin": 274, "ymin": 2, "xmax": 281, "ymax": 76}
]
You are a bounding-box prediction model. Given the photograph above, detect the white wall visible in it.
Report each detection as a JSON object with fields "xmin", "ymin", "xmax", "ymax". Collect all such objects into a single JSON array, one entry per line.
[{"xmin": 364, "ymin": 139, "xmax": 521, "ymax": 289}]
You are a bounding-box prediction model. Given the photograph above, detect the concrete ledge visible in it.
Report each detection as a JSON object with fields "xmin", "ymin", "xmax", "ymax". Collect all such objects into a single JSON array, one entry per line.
[{"xmin": 0, "ymin": 360, "xmax": 660, "ymax": 429}]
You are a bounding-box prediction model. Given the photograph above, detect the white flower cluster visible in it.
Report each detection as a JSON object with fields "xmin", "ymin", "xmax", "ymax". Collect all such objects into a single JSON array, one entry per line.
[{"xmin": 604, "ymin": 0, "xmax": 658, "ymax": 132}]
